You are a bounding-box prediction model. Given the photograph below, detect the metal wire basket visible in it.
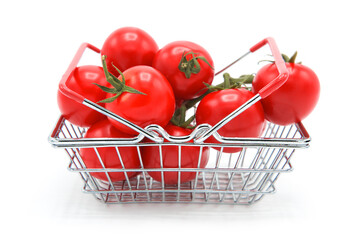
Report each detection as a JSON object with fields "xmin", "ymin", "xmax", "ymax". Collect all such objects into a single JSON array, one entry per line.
[{"xmin": 49, "ymin": 38, "xmax": 311, "ymax": 205}]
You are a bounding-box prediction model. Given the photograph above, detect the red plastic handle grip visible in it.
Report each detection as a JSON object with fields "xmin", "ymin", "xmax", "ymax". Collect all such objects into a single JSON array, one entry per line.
[
  {"xmin": 58, "ymin": 43, "xmax": 100, "ymax": 103},
  {"xmin": 250, "ymin": 37, "xmax": 289, "ymax": 99}
]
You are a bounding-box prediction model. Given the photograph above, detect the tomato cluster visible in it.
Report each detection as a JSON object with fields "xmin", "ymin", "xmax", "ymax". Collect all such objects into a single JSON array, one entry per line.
[{"xmin": 57, "ymin": 27, "xmax": 320, "ymax": 184}]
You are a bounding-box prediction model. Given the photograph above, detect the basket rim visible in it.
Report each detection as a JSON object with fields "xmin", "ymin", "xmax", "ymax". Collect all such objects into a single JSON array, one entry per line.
[{"xmin": 48, "ymin": 115, "xmax": 310, "ymax": 149}]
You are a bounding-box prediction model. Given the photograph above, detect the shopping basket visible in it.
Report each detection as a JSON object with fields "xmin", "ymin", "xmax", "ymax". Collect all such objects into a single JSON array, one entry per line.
[{"xmin": 49, "ymin": 38, "xmax": 311, "ymax": 205}]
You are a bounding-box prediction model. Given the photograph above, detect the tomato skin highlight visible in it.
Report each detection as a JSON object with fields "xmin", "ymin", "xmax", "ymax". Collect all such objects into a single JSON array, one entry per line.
[
  {"xmin": 80, "ymin": 120, "xmax": 140, "ymax": 182},
  {"xmin": 105, "ymin": 65, "xmax": 176, "ymax": 135},
  {"xmin": 196, "ymin": 88, "xmax": 266, "ymax": 153},
  {"xmin": 142, "ymin": 124, "xmax": 210, "ymax": 185},
  {"xmin": 152, "ymin": 41, "xmax": 214, "ymax": 100},
  {"xmin": 57, "ymin": 65, "xmax": 109, "ymax": 128},
  {"xmin": 252, "ymin": 63, "xmax": 320, "ymax": 125},
  {"xmin": 101, "ymin": 27, "xmax": 158, "ymax": 75}
]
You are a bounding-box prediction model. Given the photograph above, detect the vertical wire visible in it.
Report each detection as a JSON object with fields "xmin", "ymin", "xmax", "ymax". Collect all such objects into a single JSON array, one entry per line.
[
  {"xmin": 253, "ymin": 126, "xmax": 297, "ymax": 201},
  {"xmin": 221, "ymin": 148, "xmax": 246, "ymax": 202},
  {"xmin": 115, "ymin": 147, "xmax": 135, "ymax": 202},
  {"xmin": 177, "ymin": 145, "xmax": 182, "ymax": 202},
  {"xmin": 93, "ymin": 147, "xmax": 120, "ymax": 203},
  {"xmin": 207, "ymin": 147, "xmax": 223, "ymax": 202},
  {"xmin": 269, "ymin": 149, "xmax": 295, "ymax": 187},
  {"xmin": 248, "ymin": 125, "xmax": 295, "ymax": 204},
  {"xmin": 247, "ymin": 126, "xmax": 284, "ymax": 202},
  {"xmin": 62, "ymin": 121, "xmax": 104, "ymax": 202},
  {"xmin": 235, "ymin": 124, "xmax": 280, "ymax": 203},
  {"xmin": 136, "ymin": 146, "xmax": 150, "ymax": 202},
  {"xmin": 193, "ymin": 146, "xmax": 204, "ymax": 199},
  {"xmin": 249, "ymin": 124, "xmax": 283, "ymax": 187},
  {"xmin": 158, "ymin": 145, "xmax": 165, "ymax": 202},
  {"xmin": 73, "ymin": 148, "xmax": 106, "ymax": 202}
]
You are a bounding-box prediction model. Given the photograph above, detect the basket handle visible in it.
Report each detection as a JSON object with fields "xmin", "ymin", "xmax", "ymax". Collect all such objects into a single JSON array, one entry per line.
[
  {"xmin": 58, "ymin": 43, "xmax": 164, "ymax": 143},
  {"xmin": 249, "ymin": 37, "xmax": 289, "ymax": 98},
  {"xmin": 58, "ymin": 43, "xmax": 100, "ymax": 103},
  {"xmin": 194, "ymin": 37, "xmax": 289, "ymax": 143}
]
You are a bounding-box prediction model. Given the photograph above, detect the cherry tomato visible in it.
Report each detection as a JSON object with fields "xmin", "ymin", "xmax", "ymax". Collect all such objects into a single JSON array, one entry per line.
[
  {"xmin": 152, "ymin": 41, "xmax": 214, "ymax": 100},
  {"xmin": 80, "ymin": 120, "xmax": 140, "ymax": 182},
  {"xmin": 142, "ymin": 124, "xmax": 210, "ymax": 185},
  {"xmin": 105, "ymin": 65, "xmax": 176, "ymax": 135},
  {"xmin": 196, "ymin": 88, "xmax": 265, "ymax": 153},
  {"xmin": 252, "ymin": 62, "xmax": 320, "ymax": 125},
  {"xmin": 57, "ymin": 65, "xmax": 109, "ymax": 127},
  {"xmin": 101, "ymin": 27, "xmax": 158, "ymax": 76}
]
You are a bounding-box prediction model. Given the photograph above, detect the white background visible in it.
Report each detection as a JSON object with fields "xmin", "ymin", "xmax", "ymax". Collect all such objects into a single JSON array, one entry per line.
[{"xmin": 1, "ymin": 0, "xmax": 359, "ymax": 239}]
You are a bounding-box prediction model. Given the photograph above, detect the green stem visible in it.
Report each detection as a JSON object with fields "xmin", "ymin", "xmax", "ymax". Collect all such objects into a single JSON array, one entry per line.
[
  {"xmin": 223, "ymin": 73, "xmax": 231, "ymax": 89},
  {"xmin": 170, "ymin": 105, "xmax": 196, "ymax": 128},
  {"xmin": 95, "ymin": 55, "xmax": 146, "ymax": 103},
  {"xmin": 101, "ymin": 55, "xmax": 122, "ymax": 90},
  {"xmin": 181, "ymin": 115, "xmax": 196, "ymax": 129},
  {"xmin": 179, "ymin": 105, "xmax": 186, "ymax": 125},
  {"xmin": 186, "ymin": 74, "xmax": 253, "ymax": 108}
]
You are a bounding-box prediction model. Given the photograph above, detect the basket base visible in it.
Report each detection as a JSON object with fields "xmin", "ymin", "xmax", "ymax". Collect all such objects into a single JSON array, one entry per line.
[{"xmin": 81, "ymin": 172, "xmax": 276, "ymax": 205}]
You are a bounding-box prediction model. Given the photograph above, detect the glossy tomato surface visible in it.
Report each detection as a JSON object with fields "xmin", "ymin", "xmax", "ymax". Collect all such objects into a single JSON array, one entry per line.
[
  {"xmin": 80, "ymin": 120, "xmax": 140, "ymax": 182},
  {"xmin": 196, "ymin": 88, "xmax": 265, "ymax": 153},
  {"xmin": 252, "ymin": 63, "xmax": 320, "ymax": 125},
  {"xmin": 142, "ymin": 124, "xmax": 210, "ymax": 185},
  {"xmin": 101, "ymin": 27, "xmax": 158, "ymax": 76},
  {"xmin": 152, "ymin": 41, "xmax": 214, "ymax": 100},
  {"xmin": 105, "ymin": 65, "xmax": 176, "ymax": 135},
  {"xmin": 57, "ymin": 65, "xmax": 109, "ymax": 127}
]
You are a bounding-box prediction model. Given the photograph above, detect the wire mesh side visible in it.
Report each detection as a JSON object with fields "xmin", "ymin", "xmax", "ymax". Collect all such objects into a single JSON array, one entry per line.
[{"xmin": 52, "ymin": 118, "xmax": 304, "ymax": 205}]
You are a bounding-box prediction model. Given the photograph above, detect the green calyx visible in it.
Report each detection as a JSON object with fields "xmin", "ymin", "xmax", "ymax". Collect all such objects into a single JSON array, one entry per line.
[
  {"xmin": 178, "ymin": 51, "xmax": 214, "ymax": 79},
  {"xmin": 95, "ymin": 55, "xmax": 146, "ymax": 103},
  {"xmin": 281, "ymin": 51, "xmax": 302, "ymax": 64},
  {"xmin": 259, "ymin": 51, "xmax": 302, "ymax": 65}
]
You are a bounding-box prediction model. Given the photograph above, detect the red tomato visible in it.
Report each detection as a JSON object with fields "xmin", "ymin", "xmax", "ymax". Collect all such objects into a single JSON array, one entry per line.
[
  {"xmin": 57, "ymin": 65, "xmax": 109, "ymax": 127},
  {"xmin": 101, "ymin": 27, "xmax": 158, "ymax": 76},
  {"xmin": 196, "ymin": 88, "xmax": 265, "ymax": 153},
  {"xmin": 152, "ymin": 41, "xmax": 214, "ymax": 100},
  {"xmin": 252, "ymin": 62, "xmax": 320, "ymax": 125},
  {"xmin": 105, "ymin": 65, "xmax": 176, "ymax": 135},
  {"xmin": 142, "ymin": 124, "xmax": 210, "ymax": 185},
  {"xmin": 80, "ymin": 120, "xmax": 140, "ymax": 182}
]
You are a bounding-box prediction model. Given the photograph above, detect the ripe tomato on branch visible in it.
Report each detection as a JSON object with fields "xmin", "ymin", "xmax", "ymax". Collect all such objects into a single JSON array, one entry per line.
[
  {"xmin": 252, "ymin": 52, "xmax": 320, "ymax": 125},
  {"xmin": 95, "ymin": 56, "xmax": 176, "ymax": 135},
  {"xmin": 57, "ymin": 65, "xmax": 110, "ymax": 127},
  {"xmin": 142, "ymin": 124, "xmax": 210, "ymax": 185},
  {"xmin": 196, "ymin": 75, "xmax": 265, "ymax": 153},
  {"xmin": 101, "ymin": 27, "xmax": 158, "ymax": 76},
  {"xmin": 152, "ymin": 41, "xmax": 214, "ymax": 100},
  {"xmin": 80, "ymin": 120, "xmax": 140, "ymax": 182}
]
